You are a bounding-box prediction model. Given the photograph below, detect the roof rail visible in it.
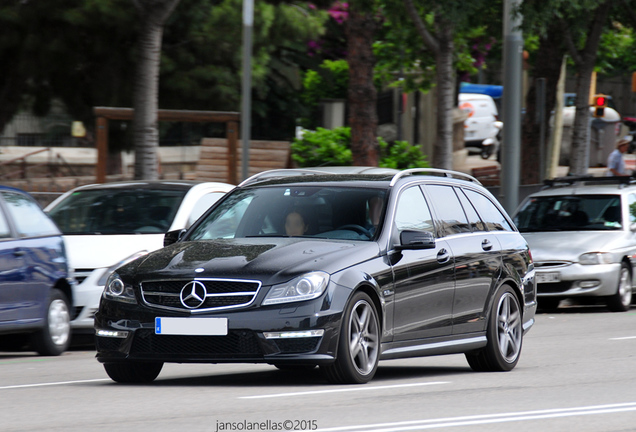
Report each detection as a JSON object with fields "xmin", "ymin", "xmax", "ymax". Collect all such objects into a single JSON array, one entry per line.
[
  {"xmin": 543, "ymin": 175, "xmax": 635, "ymax": 188},
  {"xmin": 389, "ymin": 168, "xmax": 481, "ymax": 187},
  {"xmin": 237, "ymin": 167, "xmax": 400, "ymax": 187},
  {"xmin": 238, "ymin": 169, "xmax": 331, "ymax": 187}
]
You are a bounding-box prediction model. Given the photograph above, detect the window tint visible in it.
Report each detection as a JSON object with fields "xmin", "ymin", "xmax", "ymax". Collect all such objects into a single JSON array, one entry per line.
[
  {"xmin": 465, "ymin": 189, "xmax": 514, "ymax": 232},
  {"xmin": 515, "ymin": 194, "xmax": 621, "ymax": 232},
  {"xmin": 425, "ymin": 185, "xmax": 471, "ymax": 236},
  {"xmin": 457, "ymin": 188, "xmax": 486, "ymax": 231},
  {"xmin": 629, "ymin": 194, "xmax": 636, "ymax": 224},
  {"xmin": 47, "ymin": 188, "xmax": 187, "ymax": 234},
  {"xmin": 394, "ymin": 186, "xmax": 434, "ymax": 233},
  {"xmin": 2, "ymin": 191, "xmax": 59, "ymax": 238}
]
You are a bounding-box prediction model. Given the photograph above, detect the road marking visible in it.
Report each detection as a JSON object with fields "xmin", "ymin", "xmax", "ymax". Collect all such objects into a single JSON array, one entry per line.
[
  {"xmin": 239, "ymin": 381, "xmax": 449, "ymax": 399},
  {"xmin": 0, "ymin": 378, "xmax": 110, "ymax": 390},
  {"xmin": 610, "ymin": 336, "xmax": 636, "ymax": 340},
  {"xmin": 316, "ymin": 402, "xmax": 636, "ymax": 431}
]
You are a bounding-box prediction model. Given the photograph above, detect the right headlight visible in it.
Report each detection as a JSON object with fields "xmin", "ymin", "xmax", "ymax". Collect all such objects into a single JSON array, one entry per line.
[
  {"xmin": 103, "ymin": 272, "xmax": 137, "ymax": 304},
  {"xmin": 579, "ymin": 252, "xmax": 613, "ymax": 265},
  {"xmin": 262, "ymin": 271, "xmax": 330, "ymax": 305}
]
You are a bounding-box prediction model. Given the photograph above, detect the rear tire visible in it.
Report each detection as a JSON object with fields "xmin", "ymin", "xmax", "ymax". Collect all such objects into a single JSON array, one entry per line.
[
  {"xmin": 31, "ymin": 289, "xmax": 71, "ymax": 356},
  {"xmin": 466, "ymin": 285, "xmax": 523, "ymax": 372},
  {"xmin": 104, "ymin": 362, "xmax": 163, "ymax": 383},
  {"xmin": 321, "ymin": 291, "xmax": 380, "ymax": 384},
  {"xmin": 607, "ymin": 262, "xmax": 632, "ymax": 312}
]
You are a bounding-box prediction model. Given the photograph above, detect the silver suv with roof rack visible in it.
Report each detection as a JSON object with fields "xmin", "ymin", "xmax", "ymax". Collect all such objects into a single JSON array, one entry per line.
[
  {"xmin": 95, "ymin": 168, "xmax": 536, "ymax": 384},
  {"xmin": 513, "ymin": 175, "xmax": 636, "ymax": 312}
]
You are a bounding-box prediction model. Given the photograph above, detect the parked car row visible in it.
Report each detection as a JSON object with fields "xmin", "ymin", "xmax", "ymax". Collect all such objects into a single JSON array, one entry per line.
[{"xmin": 3, "ymin": 169, "xmax": 635, "ymax": 375}]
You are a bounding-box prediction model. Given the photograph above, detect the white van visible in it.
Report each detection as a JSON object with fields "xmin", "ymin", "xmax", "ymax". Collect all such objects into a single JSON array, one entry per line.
[{"xmin": 459, "ymin": 93, "xmax": 501, "ymax": 158}]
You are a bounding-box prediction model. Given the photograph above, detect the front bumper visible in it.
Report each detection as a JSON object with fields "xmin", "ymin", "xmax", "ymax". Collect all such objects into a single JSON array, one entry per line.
[
  {"xmin": 71, "ymin": 268, "xmax": 109, "ymax": 332},
  {"xmin": 535, "ymin": 262, "xmax": 621, "ymax": 298},
  {"xmin": 94, "ymin": 296, "xmax": 345, "ymax": 365}
]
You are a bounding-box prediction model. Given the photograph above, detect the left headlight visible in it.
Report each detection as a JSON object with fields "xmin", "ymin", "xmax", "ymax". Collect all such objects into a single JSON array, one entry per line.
[
  {"xmin": 579, "ymin": 252, "xmax": 613, "ymax": 265},
  {"xmin": 103, "ymin": 272, "xmax": 137, "ymax": 304},
  {"xmin": 262, "ymin": 271, "xmax": 330, "ymax": 305}
]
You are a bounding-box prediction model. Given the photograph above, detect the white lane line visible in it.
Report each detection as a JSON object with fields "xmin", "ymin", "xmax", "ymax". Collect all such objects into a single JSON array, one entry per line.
[
  {"xmin": 609, "ymin": 336, "xmax": 636, "ymax": 340},
  {"xmin": 316, "ymin": 402, "xmax": 636, "ymax": 431},
  {"xmin": 239, "ymin": 381, "xmax": 449, "ymax": 399},
  {"xmin": 0, "ymin": 378, "xmax": 110, "ymax": 390}
]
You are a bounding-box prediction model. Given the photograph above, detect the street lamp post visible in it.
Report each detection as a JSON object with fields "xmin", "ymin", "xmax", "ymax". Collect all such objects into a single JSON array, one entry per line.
[
  {"xmin": 501, "ymin": 0, "xmax": 523, "ymax": 213},
  {"xmin": 241, "ymin": 0, "xmax": 253, "ymax": 182}
]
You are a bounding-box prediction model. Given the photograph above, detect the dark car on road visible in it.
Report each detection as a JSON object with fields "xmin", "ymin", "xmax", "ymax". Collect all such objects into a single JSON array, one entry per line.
[
  {"xmin": 95, "ymin": 168, "xmax": 536, "ymax": 384},
  {"xmin": 0, "ymin": 186, "xmax": 74, "ymax": 355}
]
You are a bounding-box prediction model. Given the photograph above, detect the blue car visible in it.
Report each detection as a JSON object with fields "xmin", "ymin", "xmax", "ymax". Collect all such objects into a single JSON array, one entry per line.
[{"xmin": 0, "ymin": 186, "xmax": 74, "ymax": 355}]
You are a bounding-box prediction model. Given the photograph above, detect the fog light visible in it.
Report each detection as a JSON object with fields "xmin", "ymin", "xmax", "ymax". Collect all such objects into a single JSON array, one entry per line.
[
  {"xmin": 579, "ymin": 280, "xmax": 600, "ymax": 288},
  {"xmin": 96, "ymin": 329, "xmax": 129, "ymax": 338},
  {"xmin": 263, "ymin": 330, "xmax": 324, "ymax": 339}
]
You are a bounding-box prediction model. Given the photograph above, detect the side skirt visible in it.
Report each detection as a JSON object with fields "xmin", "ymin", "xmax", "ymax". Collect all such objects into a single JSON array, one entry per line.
[{"xmin": 380, "ymin": 334, "xmax": 487, "ymax": 360}]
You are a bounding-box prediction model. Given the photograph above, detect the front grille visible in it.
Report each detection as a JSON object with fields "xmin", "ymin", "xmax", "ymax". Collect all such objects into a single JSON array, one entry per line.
[
  {"xmin": 538, "ymin": 282, "xmax": 573, "ymax": 294},
  {"xmin": 74, "ymin": 269, "xmax": 94, "ymax": 284},
  {"xmin": 130, "ymin": 329, "xmax": 263, "ymax": 358},
  {"xmin": 96, "ymin": 336, "xmax": 125, "ymax": 352},
  {"xmin": 534, "ymin": 261, "xmax": 571, "ymax": 269},
  {"xmin": 274, "ymin": 338, "xmax": 321, "ymax": 354},
  {"xmin": 141, "ymin": 278, "xmax": 261, "ymax": 313}
]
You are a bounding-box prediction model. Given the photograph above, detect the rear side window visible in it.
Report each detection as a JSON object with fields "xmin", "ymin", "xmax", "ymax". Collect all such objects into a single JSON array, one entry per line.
[
  {"xmin": 457, "ymin": 188, "xmax": 487, "ymax": 232},
  {"xmin": 1, "ymin": 191, "xmax": 60, "ymax": 238},
  {"xmin": 464, "ymin": 189, "xmax": 514, "ymax": 232},
  {"xmin": 425, "ymin": 185, "xmax": 471, "ymax": 236}
]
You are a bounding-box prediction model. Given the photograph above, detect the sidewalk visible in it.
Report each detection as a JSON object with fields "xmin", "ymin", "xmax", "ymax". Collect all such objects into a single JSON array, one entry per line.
[{"xmin": 453, "ymin": 150, "xmax": 634, "ymax": 178}]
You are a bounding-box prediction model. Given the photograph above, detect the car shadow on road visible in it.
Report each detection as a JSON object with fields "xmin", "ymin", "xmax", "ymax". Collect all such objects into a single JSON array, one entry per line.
[{"xmin": 120, "ymin": 363, "xmax": 473, "ymax": 388}]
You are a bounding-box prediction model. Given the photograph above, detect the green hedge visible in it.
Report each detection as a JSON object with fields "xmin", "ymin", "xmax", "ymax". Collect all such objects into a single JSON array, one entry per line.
[{"xmin": 291, "ymin": 127, "xmax": 429, "ymax": 170}]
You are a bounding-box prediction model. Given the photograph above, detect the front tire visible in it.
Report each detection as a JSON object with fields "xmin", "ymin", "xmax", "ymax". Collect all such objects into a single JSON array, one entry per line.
[
  {"xmin": 322, "ymin": 291, "xmax": 380, "ymax": 384},
  {"xmin": 104, "ymin": 362, "xmax": 164, "ymax": 383},
  {"xmin": 466, "ymin": 285, "xmax": 523, "ymax": 372},
  {"xmin": 607, "ymin": 262, "xmax": 632, "ymax": 312},
  {"xmin": 31, "ymin": 289, "xmax": 71, "ymax": 356}
]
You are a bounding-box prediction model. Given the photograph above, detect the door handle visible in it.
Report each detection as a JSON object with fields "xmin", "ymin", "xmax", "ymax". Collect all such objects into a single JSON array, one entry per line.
[
  {"xmin": 13, "ymin": 250, "xmax": 26, "ymax": 257},
  {"xmin": 482, "ymin": 239, "xmax": 493, "ymax": 251},
  {"xmin": 437, "ymin": 248, "xmax": 450, "ymax": 264}
]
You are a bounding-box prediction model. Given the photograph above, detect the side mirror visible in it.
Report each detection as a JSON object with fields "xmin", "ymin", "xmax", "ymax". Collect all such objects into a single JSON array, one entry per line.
[
  {"xmin": 397, "ymin": 230, "xmax": 436, "ymax": 250},
  {"xmin": 164, "ymin": 229, "xmax": 186, "ymax": 247}
]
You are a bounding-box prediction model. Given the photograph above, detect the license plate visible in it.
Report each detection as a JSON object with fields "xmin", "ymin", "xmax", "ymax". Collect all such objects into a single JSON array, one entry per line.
[
  {"xmin": 537, "ymin": 272, "xmax": 561, "ymax": 283},
  {"xmin": 155, "ymin": 317, "xmax": 228, "ymax": 336}
]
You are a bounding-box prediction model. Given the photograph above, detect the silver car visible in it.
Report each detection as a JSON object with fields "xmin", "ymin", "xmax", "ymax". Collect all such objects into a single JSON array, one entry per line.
[{"xmin": 513, "ymin": 176, "xmax": 636, "ymax": 312}]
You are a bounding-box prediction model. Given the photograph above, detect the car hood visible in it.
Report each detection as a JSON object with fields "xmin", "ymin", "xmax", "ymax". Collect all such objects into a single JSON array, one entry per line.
[
  {"xmin": 522, "ymin": 231, "xmax": 627, "ymax": 262},
  {"xmin": 124, "ymin": 238, "xmax": 380, "ymax": 286},
  {"xmin": 63, "ymin": 234, "xmax": 164, "ymax": 269}
]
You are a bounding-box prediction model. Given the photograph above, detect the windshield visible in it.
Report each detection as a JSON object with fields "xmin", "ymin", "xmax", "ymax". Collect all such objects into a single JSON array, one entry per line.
[
  {"xmin": 514, "ymin": 194, "xmax": 623, "ymax": 232},
  {"xmin": 188, "ymin": 186, "xmax": 386, "ymax": 241},
  {"xmin": 47, "ymin": 188, "xmax": 187, "ymax": 234}
]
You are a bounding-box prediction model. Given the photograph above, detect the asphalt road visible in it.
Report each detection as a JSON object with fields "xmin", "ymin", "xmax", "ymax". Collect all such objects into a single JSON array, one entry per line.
[{"xmin": 1, "ymin": 305, "xmax": 635, "ymax": 432}]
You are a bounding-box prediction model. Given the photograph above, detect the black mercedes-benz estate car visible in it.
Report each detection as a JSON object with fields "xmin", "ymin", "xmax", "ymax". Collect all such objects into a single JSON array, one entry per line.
[{"xmin": 95, "ymin": 168, "xmax": 537, "ymax": 384}]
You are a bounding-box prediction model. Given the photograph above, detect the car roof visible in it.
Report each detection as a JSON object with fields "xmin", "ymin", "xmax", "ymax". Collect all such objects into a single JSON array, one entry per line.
[
  {"xmin": 528, "ymin": 176, "xmax": 636, "ymax": 197},
  {"xmin": 0, "ymin": 184, "xmax": 32, "ymax": 195},
  {"xmin": 237, "ymin": 168, "xmax": 482, "ymax": 189},
  {"xmin": 60, "ymin": 180, "xmax": 207, "ymax": 192}
]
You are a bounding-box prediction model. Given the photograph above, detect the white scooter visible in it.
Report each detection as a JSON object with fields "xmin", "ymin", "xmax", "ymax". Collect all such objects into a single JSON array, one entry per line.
[{"xmin": 479, "ymin": 121, "xmax": 503, "ymax": 160}]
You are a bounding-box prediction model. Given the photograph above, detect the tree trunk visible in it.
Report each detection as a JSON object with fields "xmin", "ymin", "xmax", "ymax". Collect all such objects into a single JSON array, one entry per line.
[
  {"xmin": 132, "ymin": 0, "xmax": 180, "ymax": 180},
  {"xmin": 520, "ymin": 24, "xmax": 566, "ymax": 184},
  {"xmin": 345, "ymin": 8, "xmax": 378, "ymax": 166},
  {"xmin": 567, "ymin": 1, "xmax": 611, "ymax": 175},
  {"xmin": 569, "ymin": 63, "xmax": 595, "ymax": 175},
  {"xmin": 433, "ymin": 17, "xmax": 454, "ymax": 169}
]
